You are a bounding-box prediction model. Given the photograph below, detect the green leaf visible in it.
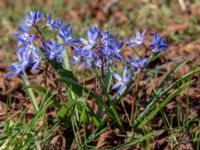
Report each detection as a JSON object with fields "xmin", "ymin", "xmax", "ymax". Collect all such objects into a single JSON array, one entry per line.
[
  {"xmin": 135, "ymin": 67, "xmax": 200, "ymax": 126},
  {"xmin": 81, "ymin": 107, "xmax": 88, "ymax": 123},
  {"xmin": 104, "ymin": 68, "xmax": 113, "ymax": 93},
  {"xmin": 58, "ymin": 76, "xmax": 114, "ymax": 119},
  {"xmin": 94, "ymin": 67, "xmax": 124, "ymax": 129},
  {"xmin": 26, "ymin": 85, "xmax": 60, "ymax": 108},
  {"xmin": 57, "ymin": 97, "xmax": 86, "ymax": 118},
  {"xmin": 153, "ymin": 60, "xmax": 187, "ymax": 96},
  {"xmin": 138, "ymin": 80, "xmax": 194, "ymax": 128},
  {"xmin": 22, "ymin": 74, "xmax": 38, "ymax": 112},
  {"xmin": 58, "ymin": 69, "xmax": 83, "ymax": 97}
]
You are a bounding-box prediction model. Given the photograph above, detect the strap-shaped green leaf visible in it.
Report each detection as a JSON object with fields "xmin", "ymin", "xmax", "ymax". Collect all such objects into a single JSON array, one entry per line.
[
  {"xmin": 134, "ymin": 67, "xmax": 200, "ymax": 126},
  {"xmin": 138, "ymin": 80, "xmax": 194, "ymax": 128}
]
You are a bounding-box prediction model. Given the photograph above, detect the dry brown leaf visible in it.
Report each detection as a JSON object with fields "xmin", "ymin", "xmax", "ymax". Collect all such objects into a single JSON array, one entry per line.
[
  {"xmin": 96, "ymin": 129, "xmax": 120, "ymax": 149},
  {"xmin": 0, "ymin": 101, "xmax": 7, "ymax": 120},
  {"xmin": 178, "ymin": 131, "xmax": 194, "ymax": 150}
]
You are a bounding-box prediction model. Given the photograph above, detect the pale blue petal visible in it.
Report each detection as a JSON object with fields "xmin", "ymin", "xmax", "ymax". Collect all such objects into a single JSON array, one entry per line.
[
  {"xmin": 118, "ymin": 85, "xmax": 126, "ymax": 94},
  {"xmin": 112, "ymin": 82, "xmax": 122, "ymax": 90},
  {"xmin": 113, "ymin": 73, "xmax": 122, "ymax": 81}
]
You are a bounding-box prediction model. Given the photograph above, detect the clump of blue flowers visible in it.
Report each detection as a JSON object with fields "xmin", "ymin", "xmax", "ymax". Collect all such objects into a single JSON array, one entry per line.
[{"xmin": 6, "ymin": 11, "xmax": 168, "ymax": 95}]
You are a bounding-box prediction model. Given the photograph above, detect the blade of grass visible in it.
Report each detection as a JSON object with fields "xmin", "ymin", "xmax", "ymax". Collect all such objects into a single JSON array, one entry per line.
[
  {"xmin": 153, "ymin": 60, "xmax": 187, "ymax": 96},
  {"xmin": 109, "ymin": 130, "xmax": 164, "ymax": 150},
  {"xmin": 104, "ymin": 68, "xmax": 113, "ymax": 93},
  {"xmin": 138, "ymin": 80, "xmax": 194, "ymax": 128},
  {"xmin": 22, "ymin": 74, "xmax": 39, "ymax": 112},
  {"xmin": 177, "ymin": 82, "xmax": 181, "ymax": 128},
  {"xmin": 58, "ymin": 76, "xmax": 115, "ymax": 122},
  {"xmin": 94, "ymin": 67, "xmax": 124, "ymax": 129},
  {"xmin": 134, "ymin": 67, "xmax": 200, "ymax": 126}
]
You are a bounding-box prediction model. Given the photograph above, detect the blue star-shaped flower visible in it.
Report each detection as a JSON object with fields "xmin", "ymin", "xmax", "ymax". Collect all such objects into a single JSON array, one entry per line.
[
  {"xmin": 20, "ymin": 11, "xmax": 42, "ymax": 27},
  {"xmin": 45, "ymin": 14, "xmax": 64, "ymax": 30},
  {"xmin": 128, "ymin": 56, "xmax": 149, "ymax": 74},
  {"xmin": 150, "ymin": 32, "xmax": 168, "ymax": 53},
  {"xmin": 5, "ymin": 51, "xmax": 29, "ymax": 78},
  {"xmin": 44, "ymin": 40, "xmax": 65, "ymax": 63},
  {"xmin": 128, "ymin": 56, "xmax": 148, "ymax": 69},
  {"xmin": 80, "ymin": 25, "xmax": 100, "ymax": 50},
  {"xmin": 15, "ymin": 34, "xmax": 36, "ymax": 60},
  {"xmin": 59, "ymin": 24, "xmax": 80, "ymax": 46},
  {"xmin": 14, "ymin": 27, "xmax": 32, "ymax": 47},
  {"xmin": 126, "ymin": 30, "xmax": 146, "ymax": 48},
  {"xmin": 102, "ymin": 38, "xmax": 124, "ymax": 64},
  {"xmin": 101, "ymin": 31, "xmax": 115, "ymax": 45},
  {"xmin": 29, "ymin": 48, "xmax": 41, "ymax": 73},
  {"xmin": 112, "ymin": 67, "xmax": 131, "ymax": 94},
  {"xmin": 45, "ymin": 13, "xmax": 55, "ymax": 28}
]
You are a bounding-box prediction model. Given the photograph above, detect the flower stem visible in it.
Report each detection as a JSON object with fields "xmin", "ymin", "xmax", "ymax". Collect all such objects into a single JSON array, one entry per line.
[
  {"xmin": 131, "ymin": 68, "xmax": 141, "ymax": 122},
  {"xmin": 22, "ymin": 73, "xmax": 39, "ymax": 112},
  {"xmin": 57, "ymin": 37, "xmax": 71, "ymax": 71},
  {"xmin": 60, "ymin": 42, "xmax": 77, "ymax": 100},
  {"xmin": 62, "ymin": 49, "xmax": 71, "ymax": 71},
  {"xmin": 131, "ymin": 44, "xmax": 149, "ymax": 123}
]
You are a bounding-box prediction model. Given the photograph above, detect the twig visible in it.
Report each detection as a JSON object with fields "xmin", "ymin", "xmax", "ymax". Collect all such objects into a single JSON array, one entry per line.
[{"xmin": 178, "ymin": 0, "xmax": 186, "ymax": 11}]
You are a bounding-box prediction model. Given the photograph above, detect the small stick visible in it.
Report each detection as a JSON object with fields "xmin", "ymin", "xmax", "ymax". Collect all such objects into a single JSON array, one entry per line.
[{"xmin": 178, "ymin": 0, "xmax": 186, "ymax": 11}]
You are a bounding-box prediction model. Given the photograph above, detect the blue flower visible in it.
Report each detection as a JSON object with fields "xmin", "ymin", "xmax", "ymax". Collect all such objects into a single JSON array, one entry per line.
[
  {"xmin": 44, "ymin": 40, "xmax": 65, "ymax": 63},
  {"xmin": 59, "ymin": 24, "xmax": 72, "ymax": 39},
  {"xmin": 15, "ymin": 34, "xmax": 36, "ymax": 60},
  {"xmin": 72, "ymin": 46, "xmax": 95, "ymax": 70},
  {"xmin": 53, "ymin": 18, "xmax": 63, "ymax": 29},
  {"xmin": 45, "ymin": 13, "xmax": 55, "ymax": 28},
  {"xmin": 100, "ymin": 31, "xmax": 124, "ymax": 64},
  {"xmin": 5, "ymin": 51, "xmax": 29, "ymax": 78},
  {"xmin": 112, "ymin": 67, "xmax": 131, "ymax": 94},
  {"xmin": 14, "ymin": 32, "xmax": 29, "ymax": 47},
  {"xmin": 93, "ymin": 52, "xmax": 102, "ymax": 68},
  {"xmin": 14, "ymin": 27, "xmax": 32, "ymax": 47},
  {"xmin": 150, "ymin": 32, "xmax": 168, "ymax": 53},
  {"xmin": 101, "ymin": 31, "xmax": 115, "ymax": 45},
  {"xmin": 87, "ymin": 25, "xmax": 100, "ymax": 43},
  {"xmin": 80, "ymin": 25, "xmax": 100, "ymax": 49},
  {"xmin": 128, "ymin": 56, "xmax": 148, "ymax": 69},
  {"xmin": 29, "ymin": 48, "xmax": 41, "ymax": 73},
  {"xmin": 59, "ymin": 24, "xmax": 80, "ymax": 46},
  {"xmin": 79, "ymin": 48, "xmax": 94, "ymax": 69},
  {"xmin": 127, "ymin": 56, "xmax": 149, "ymax": 75},
  {"xmin": 126, "ymin": 30, "xmax": 146, "ymax": 48},
  {"xmin": 73, "ymin": 26, "xmax": 100, "ymax": 69},
  {"xmin": 5, "ymin": 63, "xmax": 24, "ymax": 78},
  {"xmin": 20, "ymin": 11, "xmax": 42, "ymax": 27},
  {"xmin": 72, "ymin": 46, "xmax": 82, "ymax": 64},
  {"xmin": 45, "ymin": 14, "xmax": 65, "ymax": 30},
  {"xmin": 102, "ymin": 37, "xmax": 124, "ymax": 64}
]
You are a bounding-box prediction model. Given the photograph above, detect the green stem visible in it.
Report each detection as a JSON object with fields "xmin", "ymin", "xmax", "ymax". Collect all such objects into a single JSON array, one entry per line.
[
  {"xmin": 57, "ymin": 36, "xmax": 71, "ymax": 71},
  {"xmin": 59, "ymin": 37, "xmax": 75, "ymax": 100},
  {"xmin": 94, "ymin": 67, "xmax": 124, "ymax": 129},
  {"xmin": 62, "ymin": 49, "xmax": 71, "ymax": 71},
  {"xmin": 61, "ymin": 48, "xmax": 76, "ymax": 100},
  {"xmin": 22, "ymin": 73, "xmax": 39, "ymax": 112}
]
